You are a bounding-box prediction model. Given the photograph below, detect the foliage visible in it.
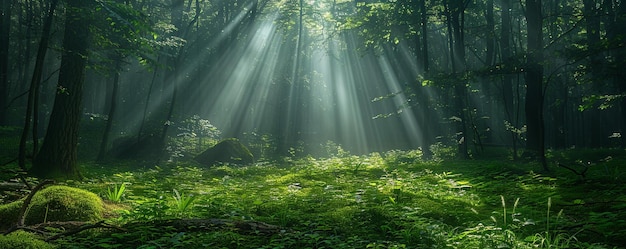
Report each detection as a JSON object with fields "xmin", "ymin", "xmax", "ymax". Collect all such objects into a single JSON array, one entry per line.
[
  {"xmin": 167, "ymin": 115, "xmax": 221, "ymax": 161},
  {"xmin": 105, "ymin": 183, "xmax": 126, "ymax": 203},
  {"xmin": 46, "ymin": 148, "xmax": 626, "ymax": 248},
  {"xmin": 171, "ymin": 188, "xmax": 196, "ymax": 217},
  {"xmin": 90, "ymin": 0, "xmax": 158, "ymax": 70},
  {"xmin": 242, "ymin": 132, "xmax": 278, "ymax": 161}
]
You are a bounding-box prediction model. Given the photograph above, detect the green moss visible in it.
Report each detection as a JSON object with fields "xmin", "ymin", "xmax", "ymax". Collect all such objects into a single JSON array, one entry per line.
[
  {"xmin": 0, "ymin": 231, "xmax": 55, "ymax": 249},
  {"xmin": 0, "ymin": 186, "xmax": 103, "ymax": 229},
  {"xmin": 0, "ymin": 200, "xmax": 20, "ymax": 229},
  {"xmin": 195, "ymin": 138, "xmax": 254, "ymax": 166}
]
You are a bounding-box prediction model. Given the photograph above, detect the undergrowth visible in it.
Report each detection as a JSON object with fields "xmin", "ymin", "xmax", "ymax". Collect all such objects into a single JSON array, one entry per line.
[{"xmin": 2, "ymin": 148, "xmax": 625, "ymax": 248}]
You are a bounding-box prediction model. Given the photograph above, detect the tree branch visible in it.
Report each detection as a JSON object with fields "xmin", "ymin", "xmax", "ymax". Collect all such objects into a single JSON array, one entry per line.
[{"xmin": 3, "ymin": 179, "xmax": 54, "ymax": 235}]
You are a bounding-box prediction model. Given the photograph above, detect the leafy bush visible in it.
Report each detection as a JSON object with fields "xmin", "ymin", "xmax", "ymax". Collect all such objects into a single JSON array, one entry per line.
[
  {"xmin": 167, "ymin": 115, "xmax": 221, "ymax": 161},
  {"xmin": 429, "ymin": 142, "xmax": 456, "ymax": 160}
]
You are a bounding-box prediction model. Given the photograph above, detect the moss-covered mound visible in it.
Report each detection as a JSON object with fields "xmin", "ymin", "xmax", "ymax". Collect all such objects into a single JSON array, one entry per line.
[
  {"xmin": 195, "ymin": 138, "xmax": 254, "ymax": 167},
  {"xmin": 0, "ymin": 185, "xmax": 103, "ymax": 229},
  {"xmin": 0, "ymin": 230, "xmax": 55, "ymax": 249}
]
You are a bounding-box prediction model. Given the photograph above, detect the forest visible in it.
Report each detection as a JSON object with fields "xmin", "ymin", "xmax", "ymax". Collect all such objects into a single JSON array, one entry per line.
[{"xmin": 0, "ymin": 0, "xmax": 625, "ymax": 248}]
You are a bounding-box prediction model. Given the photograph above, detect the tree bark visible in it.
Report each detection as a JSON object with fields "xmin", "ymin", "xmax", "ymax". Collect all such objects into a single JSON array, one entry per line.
[
  {"xmin": 277, "ymin": 0, "xmax": 305, "ymax": 156},
  {"xmin": 485, "ymin": 0, "xmax": 495, "ymax": 66},
  {"xmin": 524, "ymin": 0, "xmax": 548, "ymax": 170},
  {"xmin": 0, "ymin": 0, "xmax": 11, "ymax": 125},
  {"xmin": 31, "ymin": 0, "xmax": 91, "ymax": 179},
  {"xmin": 446, "ymin": 0, "xmax": 468, "ymax": 158},
  {"xmin": 500, "ymin": 0, "xmax": 518, "ymax": 158},
  {"xmin": 18, "ymin": 0, "xmax": 58, "ymax": 170},
  {"xmin": 98, "ymin": 65, "xmax": 121, "ymax": 161},
  {"xmin": 420, "ymin": 0, "xmax": 429, "ymax": 73},
  {"xmin": 159, "ymin": 0, "xmax": 185, "ymax": 159},
  {"xmin": 613, "ymin": 1, "xmax": 626, "ymax": 146}
]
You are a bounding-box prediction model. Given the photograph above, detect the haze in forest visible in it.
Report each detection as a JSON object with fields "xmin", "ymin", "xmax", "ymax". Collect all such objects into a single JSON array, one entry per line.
[{"xmin": 0, "ymin": 0, "xmax": 625, "ymax": 178}]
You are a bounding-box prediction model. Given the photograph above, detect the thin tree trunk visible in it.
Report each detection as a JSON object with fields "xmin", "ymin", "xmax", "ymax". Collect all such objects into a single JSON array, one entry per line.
[
  {"xmin": 446, "ymin": 0, "xmax": 468, "ymax": 159},
  {"xmin": 524, "ymin": 0, "xmax": 548, "ymax": 170},
  {"xmin": 0, "ymin": 0, "xmax": 11, "ymax": 125},
  {"xmin": 614, "ymin": 1, "xmax": 626, "ymax": 146},
  {"xmin": 18, "ymin": 0, "xmax": 58, "ymax": 170},
  {"xmin": 417, "ymin": 0, "xmax": 433, "ymax": 159},
  {"xmin": 159, "ymin": 0, "xmax": 185, "ymax": 158},
  {"xmin": 500, "ymin": 0, "xmax": 518, "ymax": 158},
  {"xmin": 277, "ymin": 0, "xmax": 304, "ymax": 156},
  {"xmin": 98, "ymin": 65, "xmax": 121, "ymax": 161},
  {"xmin": 137, "ymin": 58, "xmax": 159, "ymax": 142},
  {"xmin": 485, "ymin": 0, "xmax": 495, "ymax": 66},
  {"xmin": 420, "ymin": 0, "xmax": 429, "ymax": 73}
]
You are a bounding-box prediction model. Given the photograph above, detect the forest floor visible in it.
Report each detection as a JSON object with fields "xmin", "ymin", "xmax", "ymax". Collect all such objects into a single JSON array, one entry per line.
[{"xmin": 1, "ymin": 126, "xmax": 626, "ymax": 248}]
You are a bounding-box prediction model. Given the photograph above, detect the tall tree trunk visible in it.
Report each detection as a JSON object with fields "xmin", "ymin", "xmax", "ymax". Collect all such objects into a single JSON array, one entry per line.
[
  {"xmin": 98, "ymin": 63, "xmax": 121, "ymax": 161},
  {"xmin": 0, "ymin": 0, "xmax": 11, "ymax": 125},
  {"xmin": 277, "ymin": 0, "xmax": 304, "ymax": 156},
  {"xmin": 614, "ymin": 0, "xmax": 626, "ymax": 146},
  {"xmin": 18, "ymin": 0, "xmax": 58, "ymax": 170},
  {"xmin": 500, "ymin": 0, "xmax": 518, "ymax": 158},
  {"xmin": 417, "ymin": 0, "xmax": 434, "ymax": 159},
  {"xmin": 485, "ymin": 0, "xmax": 495, "ymax": 66},
  {"xmin": 420, "ymin": 0, "xmax": 429, "ymax": 73},
  {"xmin": 524, "ymin": 0, "xmax": 548, "ymax": 170},
  {"xmin": 446, "ymin": 0, "xmax": 468, "ymax": 158},
  {"xmin": 583, "ymin": 0, "xmax": 601, "ymax": 77},
  {"xmin": 137, "ymin": 57, "xmax": 160, "ymax": 142},
  {"xmin": 31, "ymin": 0, "xmax": 91, "ymax": 179},
  {"xmin": 17, "ymin": 0, "xmax": 34, "ymax": 95},
  {"xmin": 159, "ymin": 0, "xmax": 185, "ymax": 158}
]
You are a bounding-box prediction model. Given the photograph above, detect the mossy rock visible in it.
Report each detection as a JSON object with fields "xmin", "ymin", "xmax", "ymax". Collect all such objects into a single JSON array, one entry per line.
[
  {"xmin": 195, "ymin": 138, "xmax": 254, "ymax": 167},
  {"xmin": 0, "ymin": 186, "xmax": 103, "ymax": 230},
  {"xmin": 0, "ymin": 230, "xmax": 55, "ymax": 249}
]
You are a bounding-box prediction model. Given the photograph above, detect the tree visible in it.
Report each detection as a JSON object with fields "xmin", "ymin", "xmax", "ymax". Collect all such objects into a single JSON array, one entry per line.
[
  {"xmin": 611, "ymin": 1, "xmax": 626, "ymax": 146},
  {"xmin": 31, "ymin": 0, "xmax": 93, "ymax": 179},
  {"xmin": 93, "ymin": 0, "xmax": 155, "ymax": 161},
  {"xmin": 445, "ymin": 0, "xmax": 469, "ymax": 158},
  {"xmin": 97, "ymin": 62, "xmax": 121, "ymax": 161},
  {"xmin": 0, "ymin": 0, "xmax": 11, "ymax": 125},
  {"xmin": 523, "ymin": 0, "xmax": 548, "ymax": 170},
  {"xmin": 159, "ymin": 0, "xmax": 185, "ymax": 159},
  {"xmin": 500, "ymin": 0, "xmax": 519, "ymax": 158},
  {"xmin": 18, "ymin": 0, "xmax": 59, "ymax": 170}
]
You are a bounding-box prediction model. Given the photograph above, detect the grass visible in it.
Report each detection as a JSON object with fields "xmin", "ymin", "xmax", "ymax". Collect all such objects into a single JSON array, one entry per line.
[{"xmin": 1, "ymin": 143, "xmax": 625, "ymax": 248}]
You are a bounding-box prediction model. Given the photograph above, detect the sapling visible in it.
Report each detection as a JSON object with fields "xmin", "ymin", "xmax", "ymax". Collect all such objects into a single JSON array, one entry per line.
[{"xmin": 106, "ymin": 183, "xmax": 126, "ymax": 203}]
